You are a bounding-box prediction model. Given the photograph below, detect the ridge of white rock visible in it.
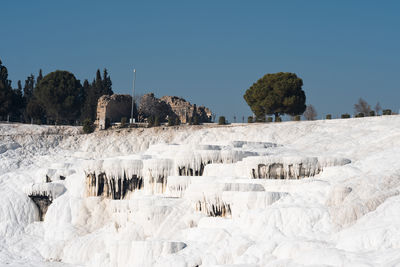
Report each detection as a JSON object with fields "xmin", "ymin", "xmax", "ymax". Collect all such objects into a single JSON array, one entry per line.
[{"xmin": 1, "ymin": 115, "xmax": 400, "ymax": 266}]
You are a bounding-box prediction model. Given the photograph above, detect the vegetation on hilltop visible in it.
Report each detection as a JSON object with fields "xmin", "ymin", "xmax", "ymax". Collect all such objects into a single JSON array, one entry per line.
[{"xmin": 244, "ymin": 72, "xmax": 306, "ymax": 121}]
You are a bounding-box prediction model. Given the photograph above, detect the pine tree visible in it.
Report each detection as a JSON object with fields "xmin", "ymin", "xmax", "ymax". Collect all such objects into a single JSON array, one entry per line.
[
  {"xmin": 80, "ymin": 69, "xmax": 113, "ymax": 122},
  {"xmin": 37, "ymin": 69, "xmax": 43, "ymax": 84},
  {"xmin": 35, "ymin": 70, "xmax": 83, "ymax": 123},
  {"xmin": 244, "ymin": 72, "xmax": 306, "ymax": 120}
]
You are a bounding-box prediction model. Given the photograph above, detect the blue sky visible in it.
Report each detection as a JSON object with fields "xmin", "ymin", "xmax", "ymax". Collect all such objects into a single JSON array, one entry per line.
[{"xmin": 2, "ymin": 1, "xmax": 399, "ymax": 120}]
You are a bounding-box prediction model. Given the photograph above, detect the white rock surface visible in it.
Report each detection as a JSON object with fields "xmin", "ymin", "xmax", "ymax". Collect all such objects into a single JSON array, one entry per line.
[{"xmin": 1, "ymin": 116, "xmax": 400, "ymax": 266}]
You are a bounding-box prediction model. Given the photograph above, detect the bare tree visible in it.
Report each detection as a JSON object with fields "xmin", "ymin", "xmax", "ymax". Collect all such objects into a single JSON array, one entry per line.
[
  {"xmin": 375, "ymin": 102, "xmax": 382, "ymax": 115},
  {"xmin": 303, "ymin": 105, "xmax": 317, "ymax": 120},
  {"xmin": 354, "ymin": 98, "xmax": 371, "ymax": 115}
]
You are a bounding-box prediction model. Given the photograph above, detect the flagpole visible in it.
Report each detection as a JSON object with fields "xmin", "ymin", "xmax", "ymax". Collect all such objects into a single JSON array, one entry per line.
[{"xmin": 130, "ymin": 69, "xmax": 136, "ymax": 124}]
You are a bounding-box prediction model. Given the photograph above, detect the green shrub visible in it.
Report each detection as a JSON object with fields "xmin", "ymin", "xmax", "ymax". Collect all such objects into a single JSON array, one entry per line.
[
  {"xmin": 175, "ymin": 117, "xmax": 181, "ymax": 125},
  {"xmin": 294, "ymin": 115, "xmax": 301, "ymax": 121},
  {"xmin": 83, "ymin": 119, "xmax": 94, "ymax": 134},
  {"xmin": 247, "ymin": 116, "xmax": 253, "ymax": 123},
  {"xmin": 326, "ymin": 114, "xmax": 332, "ymax": 120},
  {"xmin": 168, "ymin": 116, "xmax": 175, "ymax": 126},
  {"xmin": 267, "ymin": 117, "xmax": 273, "ymax": 122},
  {"xmin": 383, "ymin": 109, "xmax": 392, "ymax": 115},
  {"xmin": 341, "ymin": 113, "xmax": 350, "ymax": 119},
  {"xmin": 355, "ymin": 113, "xmax": 364, "ymax": 118},
  {"xmin": 275, "ymin": 116, "xmax": 282, "ymax": 122},
  {"xmin": 147, "ymin": 116, "xmax": 154, "ymax": 127},
  {"xmin": 193, "ymin": 115, "xmax": 200, "ymax": 125},
  {"xmin": 369, "ymin": 110, "xmax": 375, "ymax": 116},
  {"xmin": 154, "ymin": 116, "xmax": 160, "ymax": 126},
  {"xmin": 121, "ymin": 117, "xmax": 127, "ymax": 128},
  {"xmin": 218, "ymin": 116, "xmax": 226, "ymax": 125}
]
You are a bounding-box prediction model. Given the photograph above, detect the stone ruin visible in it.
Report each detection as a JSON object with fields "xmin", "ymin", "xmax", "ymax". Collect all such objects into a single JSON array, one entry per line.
[
  {"xmin": 95, "ymin": 94, "xmax": 133, "ymax": 130},
  {"xmin": 95, "ymin": 93, "xmax": 212, "ymax": 129},
  {"xmin": 160, "ymin": 96, "xmax": 212, "ymax": 123}
]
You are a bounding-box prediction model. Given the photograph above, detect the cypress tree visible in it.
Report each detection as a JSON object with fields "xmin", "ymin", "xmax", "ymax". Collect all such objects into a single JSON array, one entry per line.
[
  {"xmin": 102, "ymin": 68, "xmax": 113, "ymax": 95},
  {"xmin": 37, "ymin": 69, "xmax": 43, "ymax": 84},
  {"xmin": 0, "ymin": 59, "xmax": 14, "ymax": 118},
  {"xmin": 23, "ymin": 74, "xmax": 35, "ymax": 102},
  {"xmin": 81, "ymin": 79, "xmax": 95, "ymax": 121},
  {"xmin": 80, "ymin": 69, "xmax": 114, "ymax": 122}
]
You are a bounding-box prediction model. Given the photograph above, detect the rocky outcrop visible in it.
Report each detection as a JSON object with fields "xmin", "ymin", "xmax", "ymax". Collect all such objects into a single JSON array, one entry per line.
[
  {"xmin": 138, "ymin": 93, "xmax": 174, "ymax": 122},
  {"xmin": 161, "ymin": 95, "xmax": 212, "ymax": 123},
  {"xmin": 95, "ymin": 93, "xmax": 212, "ymax": 127},
  {"xmin": 95, "ymin": 94, "xmax": 133, "ymax": 129}
]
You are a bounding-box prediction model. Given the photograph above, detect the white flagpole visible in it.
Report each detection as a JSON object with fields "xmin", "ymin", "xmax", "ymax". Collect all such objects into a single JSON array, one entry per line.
[{"xmin": 130, "ymin": 69, "xmax": 136, "ymax": 124}]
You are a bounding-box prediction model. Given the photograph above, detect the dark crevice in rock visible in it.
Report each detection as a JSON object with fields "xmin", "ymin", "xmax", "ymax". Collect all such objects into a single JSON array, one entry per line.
[
  {"xmin": 178, "ymin": 161, "xmax": 211, "ymax": 176},
  {"xmin": 196, "ymin": 201, "xmax": 231, "ymax": 217},
  {"xmin": 86, "ymin": 171, "xmax": 143, "ymax": 199},
  {"xmin": 253, "ymin": 163, "xmax": 320, "ymax": 179},
  {"xmin": 29, "ymin": 195, "xmax": 52, "ymax": 221}
]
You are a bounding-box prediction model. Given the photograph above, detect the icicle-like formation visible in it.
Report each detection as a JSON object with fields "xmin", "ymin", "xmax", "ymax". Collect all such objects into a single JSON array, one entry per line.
[
  {"xmin": 175, "ymin": 148, "xmax": 257, "ymax": 176},
  {"xmin": 222, "ymin": 191, "xmax": 288, "ymax": 217},
  {"xmin": 143, "ymin": 158, "xmax": 174, "ymax": 194},
  {"xmin": 195, "ymin": 196, "xmax": 232, "ymax": 217},
  {"xmin": 23, "ymin": 182, "xmax": 66, "ymax": 221},
  {"xmin": 24, "ymin": 182, "xmax": 66, "ymax": 201},
  {"xmin": 183, "ymin": 177, "xmax": 271, "ymax": 217},
  {"xmin": 235, "ymin": 156, "xmax": 351, "ymax": 179},
  {"xmin": 85, "ymin": 159, "xmax": 144, "ymax": 199},
  {"xmin": 166, "ymin": 176, "xmax": 192, "ymax": 197}
]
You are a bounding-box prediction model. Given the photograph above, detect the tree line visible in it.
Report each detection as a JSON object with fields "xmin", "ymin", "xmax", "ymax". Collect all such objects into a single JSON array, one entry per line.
[
  {"xmin": 0, "ymin": 59, "xmax": 113, "ymax": 124},
  {"xmin": 242, "ymin": 72, "xmax": 393, "ymax": 122}
]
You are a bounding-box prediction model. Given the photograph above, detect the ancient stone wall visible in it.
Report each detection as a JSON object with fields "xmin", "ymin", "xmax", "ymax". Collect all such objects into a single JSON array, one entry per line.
[
  {"xmin": 160, "ymin": 96, "xmax": 212, "ymax": 123},
  {"xmin": 95, "ymin": 94, "xmax": 133, "ymax": 129},
  {"xmin": 95, "ymin": 94, "xmax": 212, "ymax": 128}
]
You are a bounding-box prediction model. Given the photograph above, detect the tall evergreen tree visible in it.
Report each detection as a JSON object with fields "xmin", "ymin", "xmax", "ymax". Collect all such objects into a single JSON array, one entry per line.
[
  {"xmin": 80, "ymin": 69, "xmax": 114, "ymax": 122},
  {"xmin": 81, "ymin": 79, "xmax": 96, "ymax": 121},
  {"xmin": 12, "ymin": 83, "xmax": 24, "ymax": 118},
  {"xmin": 95, "ymin": 69, "xmax": 102, "ymax": 93},
  {"xmin": 37, "ymin": 69, "xmax": 43, "ymax": 84},
  {"xmin": 0, "ymin": 59, "xmax": 14, "ymax": 118},
  {"xmin": 102, "ymin": 68, "xmax": 113, "ymax": 95},
  {"xmin": 23, "ymin": 74, "xmax": 35, "ymax": 102}
]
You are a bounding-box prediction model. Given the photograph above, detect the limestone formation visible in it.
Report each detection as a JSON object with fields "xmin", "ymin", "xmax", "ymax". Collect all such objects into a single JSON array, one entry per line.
[{"xmin": 86, "ymin": 172, "xmax": 143, "ymax": 199}]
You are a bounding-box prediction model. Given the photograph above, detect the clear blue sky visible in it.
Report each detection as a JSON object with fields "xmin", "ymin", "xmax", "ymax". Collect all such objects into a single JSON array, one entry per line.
[{"xmin": 2, "ymin": 1, "xmax": 399, "ymax": 120}]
